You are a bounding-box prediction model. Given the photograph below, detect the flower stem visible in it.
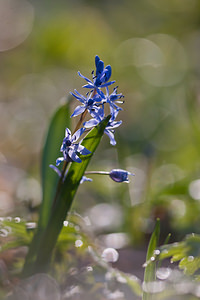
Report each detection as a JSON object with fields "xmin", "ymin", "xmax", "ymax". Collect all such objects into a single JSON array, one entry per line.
[{"xmin": 85, "ymin": 171, "xmax": 110, "ymax": 175}]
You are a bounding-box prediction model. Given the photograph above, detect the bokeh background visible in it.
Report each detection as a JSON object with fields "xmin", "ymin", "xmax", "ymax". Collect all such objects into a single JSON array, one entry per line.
[{"xmin": 1, "ymin": 0, "xmax": 200, "ymax": 273}]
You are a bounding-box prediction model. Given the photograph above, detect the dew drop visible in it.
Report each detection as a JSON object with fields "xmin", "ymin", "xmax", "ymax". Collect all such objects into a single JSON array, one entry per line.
[
  {"xmin": 188, "ymin": 256, "xmax": 194, "ymax": 262},
  {"xmin": 102, "ymin": 248, "xmax": 119, "ymax": 263},
  {"xmin": 156, "ymin": 268, "xmax": 171, "ymax": 280},
  {"xmin": 75, "ymin": 239, "xmax": 83, "ymax": 248},
  {"xmin": 143, "ymin": 262, "xmax": 148, "ymax": 268},
  {"xmin": 86, "ymin": 266, "xmax": 93, "ymax": 272},
  {"xmin": 0, "ymin": 228, "xmax": 8, "ymax": 237},
  {"xmin": 154, "ymin": 249, "xmax": 160, "ymax": 256},
  {"xmin": 14, "ymin": 217, "xmax": 21, "ymax": 223},
  {"xmin": 26, "ymin": 222, "xmax": 37, "ymax": 229},
  {"xmin": 63, "ymin": 221, "xmax": 68, "ymax": 227}
]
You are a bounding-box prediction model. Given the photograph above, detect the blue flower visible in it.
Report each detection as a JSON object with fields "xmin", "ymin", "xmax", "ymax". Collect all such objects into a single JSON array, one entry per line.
[
  {"xmin": 78, "ymin": 55, "xmax": 115, "ymax": 94},
  {"xmin": 84, "ymin": 108, "xmax": 122, "ymax": 146},
  {"xmin": 56, "ymin": 127, "xmax": 91, "ymax": 164},
  {"xmin": 109, "ymin": 169, "xmax": 135, "ymax": 183},
  {"xmin": 70, "ymin": 89, "xmax": 102, "ymax": 118},
  {"xmin": 80, "ymin": 176, "xmax": 93, "ymax": 184},
  {"xmin": 105, "ymin": 86, "xmax": 124, "ymax": 113}
]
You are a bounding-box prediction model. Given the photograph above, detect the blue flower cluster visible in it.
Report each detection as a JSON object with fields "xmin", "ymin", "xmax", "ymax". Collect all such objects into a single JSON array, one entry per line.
[
  {"xmin": 50, "ymin": 55, "xmax": 125, "ymax": 178},
  {"xmin": 71, "ymin": 55, "xmax": 124, "ymax": 146}
]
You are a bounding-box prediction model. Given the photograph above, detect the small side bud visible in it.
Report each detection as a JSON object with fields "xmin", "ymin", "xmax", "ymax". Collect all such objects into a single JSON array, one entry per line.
[{"xmin": 109, "ymin": 169, "xmax": 135, "ymax": 183}]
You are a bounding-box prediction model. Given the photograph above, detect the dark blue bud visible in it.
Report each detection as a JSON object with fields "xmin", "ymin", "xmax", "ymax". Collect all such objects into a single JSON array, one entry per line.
[
  {"xmin": 109, "ymin": 169, "xmax": 134, "ymax": 183},
  {"xmin": 96, "ymin": 60, "xmax": 104, "ymax": 76}
]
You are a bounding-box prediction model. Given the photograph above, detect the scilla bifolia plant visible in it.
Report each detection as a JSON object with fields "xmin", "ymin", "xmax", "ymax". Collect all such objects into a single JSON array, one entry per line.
[{"xmin": 22, "ymin": 55, "xmax": 134, "ymax": 276}]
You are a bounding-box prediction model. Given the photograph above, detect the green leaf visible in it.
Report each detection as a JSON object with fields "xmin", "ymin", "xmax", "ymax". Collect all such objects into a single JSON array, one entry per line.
[
  {"xmin": 22, "ymin": 100, "xmax": 71, "ymax": 276},
  {"xmin": 159, "ymin": 233, "xmax": 200, "ymax": 275},
  {"xmin": 39, "ymin": 100, "xmax": 71, "ymax": 230},
  {"xmin": 23, "ymin": 115, "xmax": 110, "ymax": 275},
  {"xmin": 143, "ymin": 218, "xmax": 160, "ymax": 300}
]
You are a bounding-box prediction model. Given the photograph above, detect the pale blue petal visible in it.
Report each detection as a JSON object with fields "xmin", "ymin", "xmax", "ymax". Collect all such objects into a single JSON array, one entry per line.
[
  {"xmin": 78, "ymin": 145, "xmax": 91, "ymax": 155},
  {"xmin": 83, "ymin": 83, "xmax": 95, "ymax": 89},
  {"xmin": 49, "ymin": 164, "xmax": 62, "ymax": 177},
  {"xmin": 56, "ymin": 157, "xmax": 64, "ymax": 166},
  {"xmin": 68, "ymin": 148, "xmax": 82, "ymax": 163},
  {"xmin": 101, "ymin": 80, "xmax": 115, "ymax": 88},
  {"xmin": 78, "ymin": 71, "xmax": 93, "ymax": 83},
  {"xmin": 71, "ymin": 105, "xmax": 86, "ymax": 117},
  {"xmin": 65, "ymin": 128, "xmax": 71, "ymax": 139},
  {"xmin": 70, "ymin": 91, "xmax": 85, "ymax": 104},
  {"xmin": 105, "ymin": 129, "xmax": 116, "ymax": 146},
  {"xmin": 84, "ymin": 119, "xmax": 99, "ymax": 128},
  {"xmin": 80, "ymin": 176, "xmax": 93, "ymax": 184},
  {"xmin": 72, "ymin": 128, "xmax": 85, "ymax": 142}
]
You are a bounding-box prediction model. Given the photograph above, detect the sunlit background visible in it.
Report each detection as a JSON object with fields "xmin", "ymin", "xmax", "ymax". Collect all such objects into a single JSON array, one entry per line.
[{"xmin": 1, "ymin": 0, "xmax": 200, "ymax": 276}]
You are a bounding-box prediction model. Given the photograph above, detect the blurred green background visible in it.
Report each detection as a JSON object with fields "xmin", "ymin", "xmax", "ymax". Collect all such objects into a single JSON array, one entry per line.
[{"xmin": 1, "ymin": 0, "xmax": 200, "ymax": 254}]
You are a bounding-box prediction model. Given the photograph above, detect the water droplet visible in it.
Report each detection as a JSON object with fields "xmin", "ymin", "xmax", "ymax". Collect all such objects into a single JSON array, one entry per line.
[
  {"xmin": 188, "ymin": 256, "xmax": 194, "ymax": 262},
  {"xmin": 156, "ymin": 268, "xmax": 171, "ymax": 280},
  {"xmin": 75, "ymin": 239, "xmax": 83, "ymax": 248},
  {"xmin": 151, "ymin": 256, "xmax": 155, "ymax": 261},
  {"xmin": 26, "ymin": 222, "xmax": 37, "ymax": 229},
  {"xmin": 101, "ymin": 248, "xmax": 119, "ymax": 263},
  {"xmin": 0, "ymin": 228, "xmax": 8, "ymax": 237},
  {"xmin": 143, "ymin": 262, "xmax": 148, "ymax": 268},
  {"xmin": 14, "ymin": 217, "xmax": 21, "ymax": 223},
  {"xmin": 6, "ymin": 216, "xmax": 12, "ymax": 222},
  {"xmin": 63, "ymin": 221, "xmax": 68, "ymax": 227},
  {"xmin": 154, "ymin": 249, "xmax": 160, "ymax": 256},
  {"xmin": 86, "ymin": 266, "xmax": 93, "ymax": 272}
]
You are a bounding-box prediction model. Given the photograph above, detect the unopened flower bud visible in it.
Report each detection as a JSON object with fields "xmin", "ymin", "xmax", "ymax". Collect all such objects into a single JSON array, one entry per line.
[{"xmin": 109, "ymin": 169, "xmax": 134, "ymax": 183}]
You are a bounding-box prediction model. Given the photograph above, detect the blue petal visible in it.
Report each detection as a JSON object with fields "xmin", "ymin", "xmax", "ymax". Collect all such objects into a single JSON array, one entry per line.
[
  {"xmin": 71, "ymin": 105, "xmax": 86, "ymax": 117},
  {"xmin": 84, "ymin": 119, "xmax": 99, "ymax": 128},
  {"xmin": 80, "ymin": 176, "xmax": 93, "ymax": 184},
  {"xmin": 49, "ymin": 164, "xmax": 62, "ymax": 177},
  {"xmin": 101, "ymin": 80, "xmax": 115, "ymax": 88},
  {"xmin": 68, "ymin": 148, "xmax": 82, "ymax": 163},
  {"xmin": 104, "ymin": 65, "xmax": 112, "ymax": 81},
  {"xmin": 72, "ymin": 128, "xmax": 85, "ymax": 142},
  {"xmin": 78, "ymin": 145, "xmax": 91, "ymax": 155},
  {"xmin": 105, "ymin": 129, "xmax": 116, "ymax": 146},
  {"xmin": 96, "ymin": 88, "xmax": 105, "ymax": 99},
  {"xmin": 96, "ymin": 60, "xmax": 104, "ymax": 75},
  {"xmin": 83, "ymin": 84, "xmax": 95, "ymax": 89},
  {"xmin": 78, "ymin": 71, "xmax": 93, "ymax": 83},
  {"xmin": 95, "ymin": 55, "xmax": 100, "ymax": 68},
  {"xmin": 70, "ymin": 90, "xmax": 85, "ymax": 104},
  {"xmin": 65, "ymin": 128, "xmax": 71, "ymax": 139},
  {"xmin": 56, "ymin": 157, "xmax": 65, "ymax": 166}
]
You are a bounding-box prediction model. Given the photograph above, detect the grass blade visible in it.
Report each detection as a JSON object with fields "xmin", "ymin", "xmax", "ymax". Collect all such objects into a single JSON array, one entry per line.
[
  {"xmin": 22, "ymin": 100, "xmax": 71, "ymax": 276},
  {"xmin": 143, "ymin": 218, "xmax": 160, "ymax": 300}
]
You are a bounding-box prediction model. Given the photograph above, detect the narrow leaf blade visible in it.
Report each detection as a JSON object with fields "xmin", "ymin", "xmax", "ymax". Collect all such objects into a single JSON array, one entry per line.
[
  {"xmin": 39, "ymin": 100, "xmax": 71, "ymax": 230},
  {"xmin": 143, "ymin": 218, "xmax": 160, "ymax": 300}
]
